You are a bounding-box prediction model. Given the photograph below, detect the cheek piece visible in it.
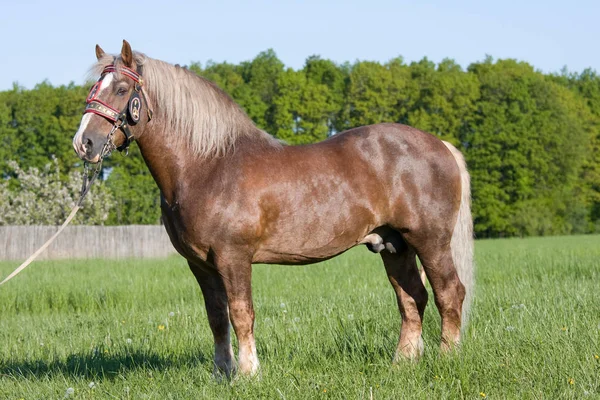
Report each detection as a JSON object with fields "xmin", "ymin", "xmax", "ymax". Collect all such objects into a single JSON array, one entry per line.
[{"xmin": 84, "ymin": 64, "xmax": 153, "ymax": 153}]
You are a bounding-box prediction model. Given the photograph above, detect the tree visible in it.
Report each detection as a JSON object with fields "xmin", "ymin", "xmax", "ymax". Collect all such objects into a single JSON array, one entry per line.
[
  {"xmin": 556, "ymin": 69, "xmax": 600, "ymax": 232},
  {"xmin": 240, "ymin": 49, "xmax": 284, "ymax": 132},
  {"xmin": 344, "ymin": 61, "xmax": 397, "ymax": 127},
  {"xmin": 103, "ymin": 145, "xmax": 162, "ymax": 225},
  {"xmin": 272, "ymin": 68, "xmax": 335, "ymax": 144},
  {"xmin": 0, "ymin": 158, "xmax": 114, "ymax": 225},
  {"xmin": 4, "ymin": 82, "xmax": 87, "ymax": 174},
  {"xmin": 404, "ymin": 58, "xmax": 480, "ymax": 144},
  {"xmin": 0, "ymin": 88, "xmax": 18, "ymax": 176},
  {"xmin": 304, "ymin": 56, "xmax": 348, "ymax": 135},
  {"xmin": 465, "ymin": 59, "xmax": 594, "ymax": 236}
]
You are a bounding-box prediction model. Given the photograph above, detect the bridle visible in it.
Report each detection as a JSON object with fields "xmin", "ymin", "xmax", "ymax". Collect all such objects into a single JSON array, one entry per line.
[
  {"xmin": 78, "ymin": 63, "xmax": 154, "ymax": 216},
  {"xmin": 0, "ymin": 62, "xmax": 154, "ymax": 287},
  {"xmin": 84, "ymin": 64, "xmax": 153, "ymax": 154}
]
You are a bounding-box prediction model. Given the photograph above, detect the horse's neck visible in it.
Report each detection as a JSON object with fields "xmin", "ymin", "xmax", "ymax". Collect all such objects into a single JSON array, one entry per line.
[
  {"xmin": 135, "ymin": 118, "xmax": 278, "ymax": 205},
  {"xmin": 135, "ymin": 124, "xmax": 214, "ymax": 206}
]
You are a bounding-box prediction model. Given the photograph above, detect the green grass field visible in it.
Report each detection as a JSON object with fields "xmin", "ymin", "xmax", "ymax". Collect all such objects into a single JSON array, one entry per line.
[{"xmin": 1, "ymin": 235, "xmax": 599, "ymax": 399}]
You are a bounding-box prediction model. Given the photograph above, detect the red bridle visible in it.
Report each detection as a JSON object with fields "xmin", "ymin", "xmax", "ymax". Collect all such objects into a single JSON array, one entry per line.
[{"xmin": 84, "ymin": 64, "xmax": 152, "ymax": 152}]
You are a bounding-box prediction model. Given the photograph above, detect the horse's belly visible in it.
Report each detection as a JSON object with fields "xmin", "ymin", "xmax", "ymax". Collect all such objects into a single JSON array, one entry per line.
[
  {"xmin": 252, "ymin": 242, "xmax": 356, "ymax": 265},
  {"xmin": 252, "ymin": 217, "xmax": 372, "ymax": 265},
  {"xmin": 251, "ymin": 185, "xmax": 384, "ymax": 264}
]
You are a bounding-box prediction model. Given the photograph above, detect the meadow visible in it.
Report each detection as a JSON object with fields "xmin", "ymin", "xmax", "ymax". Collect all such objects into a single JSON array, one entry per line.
[{"xmin": 0, "ymin": 235, "xmax": 598, "ymax": 399}]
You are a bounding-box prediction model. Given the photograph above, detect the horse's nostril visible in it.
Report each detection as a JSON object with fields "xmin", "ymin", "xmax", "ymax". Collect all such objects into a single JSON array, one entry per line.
[{"xmin": 84, "ymin": 138, "xmax": 93, "ymax": 154}]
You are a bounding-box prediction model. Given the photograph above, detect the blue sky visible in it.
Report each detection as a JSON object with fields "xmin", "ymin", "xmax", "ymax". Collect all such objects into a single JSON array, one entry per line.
[{"xmin": 0, "ymin": 0, "xmax": 597, "ymax": 90}]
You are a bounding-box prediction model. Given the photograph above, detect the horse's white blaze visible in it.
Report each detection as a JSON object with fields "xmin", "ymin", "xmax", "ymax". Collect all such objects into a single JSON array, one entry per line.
[
  {"xmin": 72, "ymin": 73, "xmax": 114, "ymax": 154},
  {"xmin": 72, "ymin": 113, "xmax": 92, "ymax": 153}
]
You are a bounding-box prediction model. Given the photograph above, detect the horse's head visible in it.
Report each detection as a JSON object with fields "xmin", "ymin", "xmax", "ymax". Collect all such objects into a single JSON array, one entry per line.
[{"xmin": 73, "ymin": 40, "xmax": 151, "ymax": 163}]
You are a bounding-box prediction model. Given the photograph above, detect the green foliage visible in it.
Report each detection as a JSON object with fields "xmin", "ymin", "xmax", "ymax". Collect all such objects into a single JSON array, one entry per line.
[
  {"xmin": 304, "ymin": 55, "xmax": 348, "ymax": 134},
  {"xmin": 0, "ymin": 158, "xmax": 114, "ymax": 225},
  {"xmin": 272, "ymin": 68, "xmax": 335, "ymax": 144},
  {"xmin": 0, "ymin": 235, "xmax": 598, "ymax": 398},
  {"xmin": 405, "ymin": 58, "xmax": 480, "ymax": 144},
  {"xmin": 557, "ymin": 68, "xmax": 600, "ymax": 231},
  {"xmin": 0, "ymin": 51, "xmax": 599, "ymax": 236},
  {"xmin": 103, "ymin": 145, "xmax": 161, "ymax": 225},
  {"xmin": 240, "ymin": 49, "xmax": 284, "ymax": 131},
  {"xmin": 345, "ymin": 60, "xmax": 398, "ymax": 127},
  {"xmin": 0, "ymin": 82, "xmax": 87, "ymax": 175},
  {"xmin": 465, "ymin": 59, "xmax": 597, "ymax": 236}
]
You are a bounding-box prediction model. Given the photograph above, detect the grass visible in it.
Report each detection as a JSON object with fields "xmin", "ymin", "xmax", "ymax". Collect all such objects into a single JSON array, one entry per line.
[{"xmin": 0, "ymin": 235, "xmax": 598, "ymax": 399}]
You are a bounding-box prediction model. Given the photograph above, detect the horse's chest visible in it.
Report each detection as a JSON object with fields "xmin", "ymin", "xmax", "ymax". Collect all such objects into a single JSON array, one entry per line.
[{"xmin": 160, "ymin": 199, "xmax": 210, "ymax": 262}]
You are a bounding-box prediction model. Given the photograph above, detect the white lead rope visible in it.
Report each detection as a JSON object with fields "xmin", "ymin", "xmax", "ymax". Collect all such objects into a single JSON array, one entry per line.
[
  {"xmin": 0, "ymin": 205, "xmax": 80, "ymax": 286},
  {"xmin": 0, "ymin": 127, "xmax": 116, "ymax": 287}
]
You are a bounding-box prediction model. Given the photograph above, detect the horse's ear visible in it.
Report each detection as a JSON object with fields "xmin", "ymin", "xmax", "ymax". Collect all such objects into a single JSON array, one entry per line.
[
  {"xmin": 95, "ymin": 44, "xmax": 105, "ymax": 61},
  {"xmin": 121, "ymin": 40, "xmax": 133, "ymax": 68}
]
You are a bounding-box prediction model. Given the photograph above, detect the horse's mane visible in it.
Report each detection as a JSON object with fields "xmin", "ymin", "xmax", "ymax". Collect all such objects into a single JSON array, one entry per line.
[{"xmin": 89, "ymin": 52, "xmax": 281, "ymax": 157}]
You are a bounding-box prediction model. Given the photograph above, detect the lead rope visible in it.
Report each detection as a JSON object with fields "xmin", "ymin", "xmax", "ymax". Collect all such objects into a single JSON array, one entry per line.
[{"xmin": 0, "ymin": 125, "xmax": 119, "ymax": 286}]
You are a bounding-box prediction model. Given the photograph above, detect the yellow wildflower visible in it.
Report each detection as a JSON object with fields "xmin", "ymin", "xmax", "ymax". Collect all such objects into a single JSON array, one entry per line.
[
  {"xmin": 158, "ymin": 324, "xmax": 165, "ymax": 331},
  {"xmin": 568, "ymin": 378, "xmax": 574, "ymax": 385},
  {"xmin": 594, "ymin": 354, "xmax": 599, "ymax": 360},
  {"xmin": 480, "ymin": 393, "xmax": 486, "ymax": 398}
]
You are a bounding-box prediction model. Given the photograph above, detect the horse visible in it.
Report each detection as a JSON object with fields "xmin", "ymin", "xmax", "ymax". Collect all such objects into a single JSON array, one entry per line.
[{"xmin": 72, "ymin": 40, "xmax": 474, "ymax": 378}]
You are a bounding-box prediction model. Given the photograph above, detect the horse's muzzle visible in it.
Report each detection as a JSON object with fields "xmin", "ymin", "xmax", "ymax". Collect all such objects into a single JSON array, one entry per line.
[{"xmin": 73, "ymin": 135, "xmax": 102, "ymax": 164}]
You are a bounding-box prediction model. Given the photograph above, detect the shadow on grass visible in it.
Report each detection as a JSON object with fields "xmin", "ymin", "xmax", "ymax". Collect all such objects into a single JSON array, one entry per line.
[{"xmin": 0, "ymin": 350, "xmax": 209, "ymax": 380}]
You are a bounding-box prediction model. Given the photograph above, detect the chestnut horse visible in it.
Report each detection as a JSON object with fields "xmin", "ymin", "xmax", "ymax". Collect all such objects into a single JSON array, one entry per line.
[{"xmin": 73, "ymin": 41, "xmax": 474, "ymax": 377}]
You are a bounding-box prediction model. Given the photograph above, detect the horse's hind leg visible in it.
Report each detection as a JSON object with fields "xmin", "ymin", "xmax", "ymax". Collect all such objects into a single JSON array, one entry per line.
[
  {"xmin": 409, "ymin": 237, "xmax": 465, "ymax": 352},
  {"xmin": 380, "ymin": 235, "xmax": 428, "ymax": 361},
  {"xmin": 188, "ymin": 261, "xmax": 235, "ymax": 378}
]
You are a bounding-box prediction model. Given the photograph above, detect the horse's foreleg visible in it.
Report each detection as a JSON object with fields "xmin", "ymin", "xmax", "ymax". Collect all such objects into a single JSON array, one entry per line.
[
  {"xmin": 214, "ymin": 253, "xmax": 259, "ymax": 377},
  {"xmin": 188, "ymin": 261, "xmax": 234, "ymax": 378},
  {"xmin": 381, "ymin": 243, "xmax": 428, "ymax": 361}
]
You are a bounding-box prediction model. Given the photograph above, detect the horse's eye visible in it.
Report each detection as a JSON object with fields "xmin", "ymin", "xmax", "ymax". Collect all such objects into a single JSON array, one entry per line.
[{"xmin": 116, "ymin": 87, "xmax": 127, "ymax": 96}]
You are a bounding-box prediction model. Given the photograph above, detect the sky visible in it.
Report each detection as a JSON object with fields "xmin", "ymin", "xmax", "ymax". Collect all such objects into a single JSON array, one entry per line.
[{"xmin": 0, "ymin": 0, "xmax": 598, "ymax": 91}]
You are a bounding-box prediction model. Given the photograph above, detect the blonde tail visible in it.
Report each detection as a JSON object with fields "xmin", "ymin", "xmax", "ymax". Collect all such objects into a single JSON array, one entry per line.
[{"xmin": 442, "ymin": 141, "xmax": 475, "ymax": 328}]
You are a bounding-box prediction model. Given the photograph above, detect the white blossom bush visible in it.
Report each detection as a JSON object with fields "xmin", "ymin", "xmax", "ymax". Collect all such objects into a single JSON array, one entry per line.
[{"xmin": 0, "ymin": 158, "xmax": 115, "ymax": 225}]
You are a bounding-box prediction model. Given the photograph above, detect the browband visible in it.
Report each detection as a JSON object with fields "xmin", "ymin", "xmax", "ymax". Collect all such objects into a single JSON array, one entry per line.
[{"xmin": 83, "ymin": 64, "xmax": 152, "ymax": 152}]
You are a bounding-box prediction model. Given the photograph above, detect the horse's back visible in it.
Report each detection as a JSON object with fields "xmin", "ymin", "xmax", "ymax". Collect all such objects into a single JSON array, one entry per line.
[{"xmin": 320, "ymin": 123, "xmax": 461, "ymax": 230}]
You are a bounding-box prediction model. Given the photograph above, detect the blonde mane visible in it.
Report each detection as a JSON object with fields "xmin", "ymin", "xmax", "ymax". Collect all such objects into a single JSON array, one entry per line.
[{"xmin": 89, "ymin": 52, "xmax": 281, "ymax": 157}]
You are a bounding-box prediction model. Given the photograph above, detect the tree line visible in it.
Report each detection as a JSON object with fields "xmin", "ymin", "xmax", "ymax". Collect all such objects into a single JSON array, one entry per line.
[{"xmin": 0, "ymin": 50, "xmax": 598, "ymax": 237}]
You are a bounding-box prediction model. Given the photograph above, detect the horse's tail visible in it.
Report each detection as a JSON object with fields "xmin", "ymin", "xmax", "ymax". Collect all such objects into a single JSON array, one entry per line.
[{"xmin": 442, "ymin": 141, "xmax": 475, "ymax": 328}]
